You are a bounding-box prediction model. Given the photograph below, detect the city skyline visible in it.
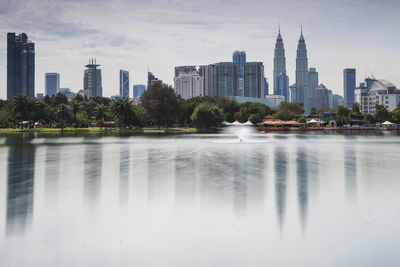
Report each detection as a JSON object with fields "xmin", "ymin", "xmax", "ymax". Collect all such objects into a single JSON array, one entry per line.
[{"xmin": 1, "ymin": 0, "xmax": 400, "ymax": 99}]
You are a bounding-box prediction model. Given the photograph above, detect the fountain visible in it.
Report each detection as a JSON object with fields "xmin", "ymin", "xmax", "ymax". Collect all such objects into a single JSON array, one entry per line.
[{"xmin": 222, "ymin": 120, "xmax": 256, "ymax": 142}]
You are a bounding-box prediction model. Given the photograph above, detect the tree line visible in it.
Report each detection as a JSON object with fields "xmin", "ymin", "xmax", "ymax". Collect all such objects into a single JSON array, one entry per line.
[{"xmin": 1, "ymin": 82, "xmax": 399, "ymax": 129}]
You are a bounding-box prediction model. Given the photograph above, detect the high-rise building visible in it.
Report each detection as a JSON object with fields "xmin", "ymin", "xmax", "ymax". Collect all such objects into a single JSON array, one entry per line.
[
  {"xmin": 84, "ymin": 59, "xmax": 102, "ymax": 97},
  {"xmin": 343, "ymin": 68, "xmax": 356, "ymax": 108},
  {"xmin": 119, "ymin": 70, "xmax": 129, "ymax": 97},
  {"xmin": 175, "ymin": 66, "xmax": 196, "ymax": 77},
  {"xmin": 133, "ymin": 85, "xmax": 146, "ymax": 102},
  {"xmin": 295, "ymin": 30, "xmax": 309, "ymax": 113},
  {"xmin": 174, "ymin": 70, "xmax": 204, "ymax": 100},
  {"xmin": 275, "ymin": 73, "xmax": 289, "ymax": 102},
  {"xmin": 45, "ymin": 73, "xmax": 60, "ymax": 96},
  {"xmin": 327, "ymin": 89, "xmax": 333, "ymax": 109},
  {"xmin": 7, "ymin": 32, "xmax": 35, "ymax": 100},
  {"xmin": 244, "ymin": 62, "xmax": 264, "ymax": 98},
  {"xmin": 199, "ymin": 64, "xmax": 216, "ymax": 96},
  {"xmin": 147, "ymin": 72, "xmax": 162, "ymax": 88},
  {"xmin": 289, "ymin": 83, "xmax": 297, "ymax": 102},
  {"xmin": 233, "ymin": 51, "xmax": 246, "ymax": 96},
  {"xmin": 355, "ymin": 78, "xmax": 400, "ymax": 113},
  {"xmin": 264, "ymin": 78, "xmax": 269, "ymax": 96},
  {"xmin": 308, "ymin": 68, "xmax": 318, "ymax": 109},
  {"xmin": 265, "ymin": 95, "xmax": 285, "ymax": 108},
  {"xmin": 315, "ymin": 84, "xmax": 329, "ymax": 110},
  {"xmin": 332, "ymin": 94, "xmax": 343, "ymax": 110},
  {"xmin": 273, "ymin": 28, "xmax": 286, "ymax": 95}
]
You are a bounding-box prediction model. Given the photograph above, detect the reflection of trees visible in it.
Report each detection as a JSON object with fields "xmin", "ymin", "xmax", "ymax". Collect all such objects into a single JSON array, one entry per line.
[
  {"xmin": 6, "ymin": 142, "xmax": 35, "ymax": 237},
  {"xmin": 274, "ymin": 147, "xmax": 287, "ymax": 232},
  {"xmin": 84, "ymin": 144, "xmax": 102, "ymax": 207},
  {"xmin": 174, "ymin": 149, "xmax": 197, "ymax": 207}
]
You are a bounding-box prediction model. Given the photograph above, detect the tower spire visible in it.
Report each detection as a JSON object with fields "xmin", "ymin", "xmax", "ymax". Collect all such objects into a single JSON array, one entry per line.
[{"xmin": 279, "ymin": 22, "xmax": 280, "ymax": 33}]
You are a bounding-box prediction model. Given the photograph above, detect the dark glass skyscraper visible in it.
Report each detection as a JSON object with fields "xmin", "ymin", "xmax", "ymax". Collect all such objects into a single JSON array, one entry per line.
[
  {"xmin": 343, "ymin": 68, "xmax": 356, "ymax": 108},
  {"xmin": 147, "ymin": 72, "xmax": 162, "ymax": 88},
  {"xmin": 84, "ymin": 59, "xmax": 102, "ymax": 97},
  {"xmin": 7, "ymin": 32, "xmax": 35, "ymax": 100},
  {"xmin": 133, "ymin": 85, "xmax": 146, "ymax": 102},
  {"xmin": 119, "ymin": 70, "xmax": 129, "ymax": 97},
  {"xmin": 276, "ymin": 73, "xmax": 289, "ymax": 102},
  {"xmin": 244, "ymin": 62, "xmax": 264, "ymax": 98},
  {"xmin": 233, "ymin": 51, "xmax": 246, "ymax": 96},
  {"xmin": 45, "ymin": 73, "xmax": 60, "ymax": 96}
]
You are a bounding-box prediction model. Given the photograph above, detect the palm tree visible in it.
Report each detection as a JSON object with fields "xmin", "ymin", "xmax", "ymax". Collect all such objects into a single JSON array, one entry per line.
[
  {"xmin": 55, "ymin": 103, "xmax": 71, "ymax": 130},
  {"xmin": 12, "ymin": 94, "xmax": 38, "ymax": 128},
  {"xmin": 111, "ymin": 97, "xmax": 135, "ymax": 128},
  {"xmin": 69, "ymin": 99, "xmax": 82, "ymax": 125}
]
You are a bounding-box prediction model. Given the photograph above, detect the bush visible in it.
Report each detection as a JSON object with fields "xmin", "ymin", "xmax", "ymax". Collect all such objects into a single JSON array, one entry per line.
[{"xmin": 191, "ymin": 102, "xmax": 225, "ymax": 129}]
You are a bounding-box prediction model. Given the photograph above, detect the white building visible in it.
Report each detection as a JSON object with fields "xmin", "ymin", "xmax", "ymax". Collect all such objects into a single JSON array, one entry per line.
[
  {"xmin": 174, "ymin": 71, "xmax": 204, "ymax": 100},
  {"xmin": 355, "ymin": 78, "xmax": 400, "ymax": 113},
  {"xmin": 265, "ymin": 95, "xmax": 285, "ymax": 108}
]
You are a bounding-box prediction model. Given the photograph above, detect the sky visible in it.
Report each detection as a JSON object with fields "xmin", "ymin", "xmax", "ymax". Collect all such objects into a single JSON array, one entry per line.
[{"xmin": 0, "ymin": 0, "xmax": 399, "ymax": 99}]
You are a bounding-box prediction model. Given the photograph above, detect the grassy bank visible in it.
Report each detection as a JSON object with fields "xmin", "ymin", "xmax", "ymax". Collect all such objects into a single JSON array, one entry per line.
[{"xmin": 0, "ymin": 127, "xmax": 200, "ymax": 134}]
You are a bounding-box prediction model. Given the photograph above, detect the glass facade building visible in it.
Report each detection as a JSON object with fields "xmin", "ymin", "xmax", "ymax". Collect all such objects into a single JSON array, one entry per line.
[
  {"xmin": 7, "ymin": 32, "xmax": 35, "ymax": 100},
  {"xmin": 119, "ymin": 70, "xmax": 130, "ymax": 97},
  {"xmin": 343, "ymin": 68, "xmax": 356, "ymax": 108},
  {"xmin": 133, "ymin": 85, "xmax": 146, "ymax": 102},
  {"xmin": 45, "ymin": 73, "xmax": 60, "ymax": 96}
]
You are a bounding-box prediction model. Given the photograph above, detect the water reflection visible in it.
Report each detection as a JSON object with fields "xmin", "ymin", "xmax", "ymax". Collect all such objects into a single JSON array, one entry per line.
[
  {"xmin": 175, "ymin": 148, "xmax": 197, "ymax": 207},
  {"xmin": 274, "ymin": 147, "xmax": 287, "ymax": 231},
  {"xmin": 84, "ymin": 144, "xmax": 102, "ymax": 208},
  {"xmin": 45, "ymin": 145, "xmax": 61, "ymax": 203},
  {"xmin": 119, "ymin": 146, "xmax": 130, "ymax": 205},
  {"xmin": 344, "ymin": 145, "xmax": 357, "ymax": 200},
  {"xmin": 233, "ymin": 148, "xmax": 247, "ymax": 217},
  {"xmin": 6, "ymin": 141, "xmax": 35, "ymax": 237},
  {"xmin": 296, "ymin": 147, "xmax": 309, "ymax": 232}
]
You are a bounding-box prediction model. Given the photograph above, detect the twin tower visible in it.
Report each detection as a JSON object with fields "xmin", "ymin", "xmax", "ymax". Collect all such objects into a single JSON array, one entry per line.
[{"xmin": 273, "ymin": 28, "xmax": 312, "ymax": 113}]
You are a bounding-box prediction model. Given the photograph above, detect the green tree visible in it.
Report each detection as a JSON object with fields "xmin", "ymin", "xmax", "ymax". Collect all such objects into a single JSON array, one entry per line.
[
  {"xmin": 191, "ymin": 102, "xmax": 225, "ymax": 129},
  {"xmin": 111, "ymin": 97, "xmax": 135, "ymax": 128},
  {"xmin": 51, "ymin": 93, "xmax": 68, "ymax": 107},
  {"xmin": 392, "ymin": 104, "xmax": 400, "ymax": 123},
  {"xmin": 141, "ymin": 83, "xmax": 181, "ymax": 127},
  {"xmin": 55, "ymin": 103, "xmax": 71, "ymax": 130},
  {"xmin": 94, "ymin": 103, "xmax": 110, "ymax": 122},
  {"xmin": 273, "ymin": 102, "xmax": 303, "ymax": 120},
  {"xmin": 352, "ymin": 103, "xmax": 361, "ymax": 114},
  {"xmin": 374, "ymin": 104, "xmax": 389, "ymax": 122},
  {"xmin": 12, "ymin": 94, "xmax": 38, "ymax": 128},
  {"xmin": 234, "ymin": 102, "xmax": 269, "ymax": 123},
  {"xmin": 70, "ymin": 99, "xmax": 82, "ymax": 124}
]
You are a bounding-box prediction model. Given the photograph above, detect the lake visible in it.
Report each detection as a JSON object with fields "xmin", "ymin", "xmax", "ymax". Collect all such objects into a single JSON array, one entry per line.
[{"xmin": 1, "ymin": 132, "xmax": 400, "ymax": 266}]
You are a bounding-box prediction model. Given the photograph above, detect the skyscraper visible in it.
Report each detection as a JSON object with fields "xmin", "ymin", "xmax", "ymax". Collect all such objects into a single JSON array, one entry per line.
[
  {"xmin": 84, "ymin": 59, "xmax": 102, "ymax": 97},
  {"xmin": 45, "ymin": 73, "xmax": 60, "ymax": 96},
  {"xmin": 147, "ymin": 72, "xmax": 162, "ymax": 88},
  {"xmin": 119, "ymin": 70, "xmax": 129, "ymax": 97},
  {"xmin": 133, "ymin": 85, "xmax": 146, "ymax": 102},
  {"xmin": 7, "ymin": 32, "xmax": 35, "ymax": 100},
  {"xmin": 308, "ymin": 68, "xmax": 319, "ymax": 109},
  {"xmin": 273, "ymin": 28, "xmax": 286, "ymax": 95},
  {"xmin": 315, "ymin": 84, "xmax": 329, "ymax": 110},
  {"xmin": 289, "ymin": 83, "xmax": 297, "ymax": 102},
  {"xmin": 295, "ymin": 29, "xmax": 309, "ymax": 113},
  {"xmin": 275, "ymin": 73, "xmax": 289, "ymax": 102},
  {"xmin": 343, "ymin": 68, "xmax": 356, "ymax": 108},
  {"xmin": 233, "ymin": 51, "xmax": 246, "ymax": 96},
  {"xmin": 264, "ymin": 78, "xmax": 269, "ymax": 96},
  {"xmin": 215, "ymin": 62, "xmax": 239, "ymax": 96},
  {"xmin": 244, "ymin": 62, "xmax": 264, "ymax": 98},
  {"xmin": 174, "ymin": 70, "xmax": 204, "ymax": 100}
]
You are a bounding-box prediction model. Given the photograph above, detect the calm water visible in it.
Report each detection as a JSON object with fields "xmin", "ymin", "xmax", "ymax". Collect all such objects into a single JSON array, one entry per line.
[{"xmin": 1, "ymin": 133, "xmax": 400, "ymax": 266}]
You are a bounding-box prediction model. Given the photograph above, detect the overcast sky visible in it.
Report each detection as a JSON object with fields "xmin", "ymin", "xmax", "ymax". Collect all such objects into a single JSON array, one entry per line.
[{"xmin": 1, "ymin": 0, "xmax": 399, "ymax": 99}]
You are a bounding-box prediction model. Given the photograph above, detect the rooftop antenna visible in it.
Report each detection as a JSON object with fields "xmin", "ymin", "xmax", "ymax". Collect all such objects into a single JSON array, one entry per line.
[{"xmin": 279, "ymin": 22, "xmax": 280, "ymax": 33}]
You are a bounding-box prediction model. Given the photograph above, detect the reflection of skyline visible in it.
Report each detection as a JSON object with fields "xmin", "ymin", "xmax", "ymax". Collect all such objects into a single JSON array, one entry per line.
[
  {"xmin": 344, "ymin": 145, "xmax": 357, "ymax": 200},
  {"xmin": 174, "ymin": 149, "xmax": 197, "ymax": 207},
  {"xmin": 6, "ymin": 142, "xmax": 35, "ymax": 237},
  {"xmin": 233, "ymin": 148, "xmax": 247, "ymax": 217},
  {"xmin": 84, "ymin": 144, "xmax": 102, "ymax": 208},
  {"xmin": 296, "ymin": 147, "xmax": 309, "ymax": 232},
  {"xmin": 274, "ymin": 147, "xmax": 287, "ymax": 232},
  {"xmin": 45, "ymin": 145, "xmax": 61, "ymax": 203},
  {"xmin": 119, "ymin": 146, "xmax": 130, "ymax": 205}
]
